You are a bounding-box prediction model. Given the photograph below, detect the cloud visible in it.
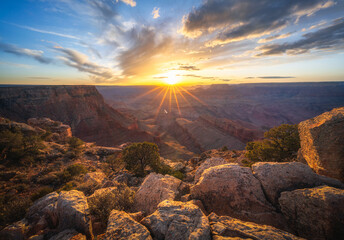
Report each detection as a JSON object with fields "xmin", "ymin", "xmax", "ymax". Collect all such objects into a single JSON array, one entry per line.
[
  {"xmin": 258, "ymin": 32, "xmax": 293, "ymax": 43},
  {"xmin": 11, "ymin": 23, "xmax": 80, "ymax": 40},
  {"xmin": 258, "ymin": 76, "xmax": 295, "ymax": 79},
  {"xmin": 258, "ymin": 17, "xmax": 344, "ymax": 56},
  {"xmin": 0, "ymin": 42, "xmax": 52, "ymax": 64},
  {"xmin": 54, "ymin": 46, "xmax": 116, "ymax": 81},
  {"xmin": 152, "ymin": 7, "xmax": 160, "ymax": 19},
  {"xmin": 182, "ymin": 0, "xmax": 335, "ymax": 45},
  {"xmin": 118, "ymin": 26, "xmax": 173, "ymax": 77},
  {"xmin": 177, "ymin": 64, "xmax": 200, "ymax": 71},
  {"xmin": 179, "ymin": 74, "xmax": 230, "ymax": 82},
  {"xmin": 116, "ymin": 0, "xmax": 136, "ymax": 7}
]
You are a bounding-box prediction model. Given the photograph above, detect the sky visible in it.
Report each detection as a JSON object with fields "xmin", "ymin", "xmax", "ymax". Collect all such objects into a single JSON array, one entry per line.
[{"xmin": 0, "ymin": 0, "xmax": 343, "ymax": 86}]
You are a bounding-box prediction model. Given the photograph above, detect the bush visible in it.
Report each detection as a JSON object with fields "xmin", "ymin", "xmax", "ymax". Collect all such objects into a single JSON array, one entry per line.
[
  {"xmin": 0, "ymin": 197, "xmax": 32, "ymax": 228},
  {"xmin": 31, "ymin": 186, "xmax": 54, "ymax": 202},
  {"xmin": 88, "ymin": 183, "xmax": 135, "ymax": 230},
  {"xmin": 122, "ymin": 142, "xmax": 160, "ymax": 177},
  {"xmin": 66, "ymin": 164, "xmax": 88, "ymax": 176},
  {"xmin": 245, "ymin": 124, "xmax": 300, "ymax": 163},
  {"xmin": 106, "ymin": 154, "xmax": 125, "ymax": 172},
  {"xmin": 221, "ymin": 146, "xmax": 228, "ymax": 151},
  {"xmin": 68, "ymin": 137, "xmax": 84, "ymax": 157}
]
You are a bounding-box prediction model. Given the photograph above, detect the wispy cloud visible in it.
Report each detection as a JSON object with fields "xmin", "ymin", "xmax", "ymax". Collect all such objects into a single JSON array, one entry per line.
[
  {"xmin": 152, "ymin": 7, "xmax": 160, "ymax": 19},
  {"xmin": 0, "ymin": 42, "xmax": 52, "ymax": 64},
  {"xmin": 11, "ymin": 23, "xmax": 80, "ymax": 40},
  {"xmin": 258, "ymin": 17, "xmax": 344, "ymax": 56},
  {"xmin": 117, "ymin": 0, "xmax": 136, "ymax": 7}
]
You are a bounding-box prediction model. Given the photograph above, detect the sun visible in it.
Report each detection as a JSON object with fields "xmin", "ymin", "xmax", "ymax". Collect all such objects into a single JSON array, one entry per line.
[{"xmin": 163, "ymin": 72, "xmax": 181, "ymax": 85}]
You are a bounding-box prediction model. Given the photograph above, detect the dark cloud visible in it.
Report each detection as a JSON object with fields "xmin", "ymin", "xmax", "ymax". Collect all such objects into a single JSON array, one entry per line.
[
  {"xmin": 0, "ymin": 42, "xmax": 52, "ymax": 64},
  {"xmin": 182, "ymin": 0, "xmax": 334, "ymax": 44},
  {"xmin": 259, "ymin": 76, "xmax": 295, "ymax": 79},
  {"xmin": 258, "ymin": 17, "xmax": 344, "ymax": 56},
  {"xmin": 177, "ymin": 64, "xmax": 200, "ymax": 71},
  {"xmin": 118, "ymin": 26, "xmax": 173, "ymax": 77},
  {"xmin": 55, "ymin": 47, "xmax": 114, "ymax": 80}
]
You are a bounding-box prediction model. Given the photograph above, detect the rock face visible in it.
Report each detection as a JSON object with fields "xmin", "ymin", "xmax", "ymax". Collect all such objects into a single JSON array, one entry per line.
[
  {"xmin": 134, "ymin": 173, "xmax": 184, "ymax": 215},
  {"xmin": 252, "ymin": 162, "xmax": 344, "ymax": 205},
  {"xmin": 0, "ymin": 219, "xmax": 29, "ymax": 240},
  {"xmin": 209, "ymin": 213, "xmax": 303, "ymax": 240},
  {"xmin": 105, "ymin": 210, "xmax": 152, "ymax": 240},
  {"xmin": 279, "ymin": 186, "xmax": 344, "ymax": 240},
  {"xmin": 190, "ymin": 164, "xmax": 287, "ymax": 229},
  {"xmin": 298, "ymin": 107, "xmax": 344, "ymax": 181},
  {"xmin": 141, "ymin": 200, "xmax": 211, "ymax": 240},
  {"xmin": 57, "ymin": 191, "xmax": 93, "ymax": 240},
  {"xmin": 83, "ymin": 172, "xmax": 107, "ymax": 186},
  {"xmin": 194, "ymin": 157, "xmax": 228, "ymax": 183},
  {"xmin": 0, "ymin": 86, "xmax": 155, "ymax": 147},
  {"xmin": 27, "ymin": 117, "xmax": 72, "ymax": 141},
  {"xmin": 49, "ymin": 229, "xmax": 86, "ymax": 240}
]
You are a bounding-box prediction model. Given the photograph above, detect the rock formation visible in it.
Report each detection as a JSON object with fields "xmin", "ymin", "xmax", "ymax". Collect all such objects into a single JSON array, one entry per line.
[
  {"xmin": 28, "ymin": 118, "xmax": 72, "ymax": 142},
  {"xmin": 298, "ymin": 107, "xmax": 344, "ymax": 181},
  {"xmin": 209, "ymin": 213, "xmax": 303, "ymax": 240},
  {"xmin": 141, "ymin": 200, "xmax": 211, "ymax": 240},
  {"xmin": 105, "ymin": 210, "xmax": 152, "ymax": 240},
  {"xmin": 194, "ymin": 157, "xmax": 228, "ymax": 183},
  {"xmin": 279, "ymin": 186, "xmax": 344, "ymax": 240},
  {"xmin": 191, "ymin": 164, "xmax": 288, "ymax": 230},
  {"xmin": 252, "ymin": 162, "xmax": 343, "ymax": 205},
  {"xmin": 134, "ymin": 173, "xmax": 187, "ymax": 215}
]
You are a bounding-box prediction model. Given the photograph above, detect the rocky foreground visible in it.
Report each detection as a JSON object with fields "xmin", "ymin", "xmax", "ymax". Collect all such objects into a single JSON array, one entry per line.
[{"xmin": 0, "ymin": 108, "xmax": 344, "ymax": 240}]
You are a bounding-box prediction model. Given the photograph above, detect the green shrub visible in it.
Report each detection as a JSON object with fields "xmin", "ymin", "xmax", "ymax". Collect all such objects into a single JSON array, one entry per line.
[
  {"xmin": 31, "ymin": 186, "xmax": 54, "ymax": 202},
  {"xmin": 68, "ymin": 137, "xmax": 84, "ymax": 157},
  {"xmin": 171, "ymin": 171, "xmax": 184, "ymax": 180},
  {"xmin": 122, "ymin": 142, "xmax": 160, "ymax": 177},
  {"xmin": 66, "ymin": 164, "xmax": 87, "ymax": 176},
  {"xmin": 61, "ymin": 181, "xmax": 77, "ymax": 191},
  {"xmin": 88, "ymin": 183, "xmax": 135, "ymax": 230},
  {"xmin": 245, "ymin": 124, "xmax": 300, "ymax": 163},
  {"xmin": 0, "ymin": 197, "xmax": 32, "ymax": 228},
  {"xmin": 221, "ymin": 146, "xmax": 228, "ymax": 151},
  {"xmin": 106, "ymin": 154, "xmax": 125, "ymax": 172}
]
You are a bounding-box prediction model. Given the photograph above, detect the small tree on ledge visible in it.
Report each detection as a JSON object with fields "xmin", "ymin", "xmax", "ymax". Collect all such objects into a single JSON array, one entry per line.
[{"xmin": 122, "ymin": 142, "xmax": 160, "ymax": 177}]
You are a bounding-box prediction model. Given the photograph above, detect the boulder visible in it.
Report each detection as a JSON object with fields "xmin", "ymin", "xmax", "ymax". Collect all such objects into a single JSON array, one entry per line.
[
  {"xmin": 191, "ymin": 164, "xmax": 288, "ymax": 230},
  {"xmin": 252, "ymin": 162, "xmax": 343, "ymax": 205},
  {"xmin": 141, "ymin": 200, "xmax": 211, "ymax": 240},
  {"xmin": 57, "ymin": 191, "xmax": 93, "ymax": 240},
  {"xmin": 111, "ymin": 171, "xmax": 140, "ymax": 187},
  {"xmin": 105, "ymin": 210, "xmax": 152, "ymax": 240},
  {"xmin": 134, "ymin": 173, "xmax": 184, "ymax": 214},
  {"xmin": 0, "ymin": 219, "xmax": 29, "ymax": 240},
  {"xmin": 26, "ymin": 192, "xmax": 59, "ymax": 229},
  {"xmin": 160, "ymin": 157, "xmax": 185, "ymax": 172},
  {"xmin": 83, "ymin": 172, "xmax": 107, "ymax": 186},
  {"xmin": 49, "ymin": 229, "xmax": 86, "ymax": 240},
  {"xmin": 87, "ymin": 187, "xmax": 119, "ymax": 203},
  {"xmin": 209, "ymin": 213, "xmax": 303, "ymax": 240},
  {"xmin": 279, "ymin": 186, "xmax": 344, "ymax": 240},
  {"xmin": 298, "ymin": 107, "xmax": 344, "ymax": 181},
  {"xmin": 194, "ymin": 157, "xmax": 227, "ymax": 183}
]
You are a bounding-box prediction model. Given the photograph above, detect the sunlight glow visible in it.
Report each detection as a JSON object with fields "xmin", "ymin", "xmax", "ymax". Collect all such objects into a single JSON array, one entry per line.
[{"xmin": 163, "ymin": 72, "xmax": 181, "ymax": 85}]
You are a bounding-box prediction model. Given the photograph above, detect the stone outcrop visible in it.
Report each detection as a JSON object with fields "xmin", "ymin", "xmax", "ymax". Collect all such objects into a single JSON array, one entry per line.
[
  {"xmin": 160, "ymin": 157, "xmax": 185, "ymax": 172},
  {"xmin": 83, "ymin": 172, "xmax": 107, "ymax": 186},
  {"xmin": 194, "ymin": 157, "xmax": 228, "ymax": 183},
  {"xmin": 57, "ymin": 191, "xmax": 93, "ymax": 240},
  {"xmin": 279, "ymin": 186, "xmax": 344, "ymax": 240},
  {"xmin": 0, "ymin": 219, "xmax": 29, "ymax": 240},
  {"xmin": 28, "ymin": 118, "xmax": 72, "ymax": 142},
  {"xmin": 298, "ymin": 107, "xmax": 344, "ymax": 181},
  {"xmin": 252, "ymin": 162, "xmax": 343, "ymax": 205},
  {"xmin": 105, "ymin": 210, "xmax": 152, "ymax": 240},
  {"xmin": 49, "ymin": 229, "xmax": 86, "ymax": 240},
  {"xmin": 134, "ymin": 173, "xmax": 185, "ymax": 215},
  {"xmin": 209, "ymin": 213, "xmax": 303, "ymax": 240},
  {"xmin": 191, "ymin": 164, "xmax": 287, "ymax": 230},
  {"xmin": 141, "ymin": 200, "xmax": 211, "ymax": 240}
]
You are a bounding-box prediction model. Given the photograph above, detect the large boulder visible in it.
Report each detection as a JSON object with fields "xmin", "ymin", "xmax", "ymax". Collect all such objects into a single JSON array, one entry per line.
[
  {"xmin": 252, "ymin": 162, "xmax": 343, "ymax": 205},
  {"xmin": 141, "ymin": 200, "xmax": 211, "ymax": 240},
  {"xmin": 134, "ymin": 173, "xmax": 184, "ymax": 214},
  {"xmin": 209, "ymin": 213, "xmax": 303, "ymax": 240},
  {"xmin": 26, "ymin": 192, "xmax": 59, "ymax": 229},
  {"xmin": 279, "ymin": 186, "xmax": 344, "ymax": 240},
  {"xmin": 194, "ymin": 157, "xmax": 227, "ymax": 183},
  {"xmin": 298, "ymin": 107, "xmax": 344, "ymax": 181},
  {"xmin": 57, "ymin": 191, "xmax": 93, "ymax": 240},
  {"xmin": 105, "ymin": 210, "xmax": 152, "ymax": 240},
  {"xmin": 49, "ymin": 229, "xmax": 86, "ymax": 240},
  {"xmin": 191, "ymin": 164, "xmax": 287, "ymax": 230}
]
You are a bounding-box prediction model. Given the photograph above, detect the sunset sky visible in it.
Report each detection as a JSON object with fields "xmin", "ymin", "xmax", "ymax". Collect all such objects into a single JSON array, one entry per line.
[{"xmin": 0, "ymin": 0, "xmax": 343, "ymax": 85}]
